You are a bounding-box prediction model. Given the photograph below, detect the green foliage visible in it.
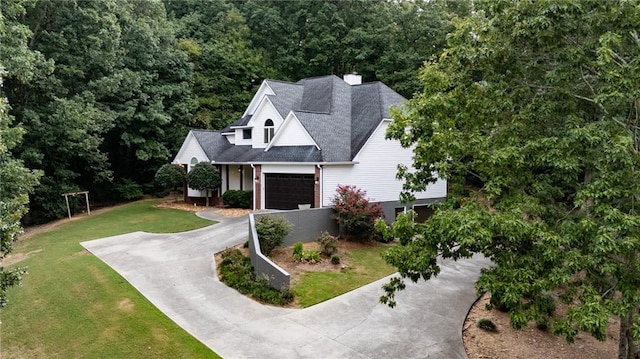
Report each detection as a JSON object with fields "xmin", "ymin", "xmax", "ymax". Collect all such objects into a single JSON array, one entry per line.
[
  {"xmin": 331, "ymin": 185, "xmax": 384, "ymax": 241},
  {"xmin": 187, "ymin": 162, "xmax": 221, "ymax": 206},
  {"xmin": 317, "ymin": 231, "xmax": 338, "ymax": 256},
  {"xmin": 382, "ymin": 0, "xmax": 640, "ymax": 355},
  {"xmin": 255, "ymin": 215, "xmax": 292, "ymax": 256},
  {"xmin": 292, "ymin": 242, "xmax": 304, "ymax": 261},
  {"xmin": 292, "ymin": 242, "xmax": 321, "ymax": 264},
  {"xmin": 331, "ymin": 255, "xmax": 341, "ymax": 265},
  {"xmin": 0, "ymin": 70, "xmax": 41, "ymax": 308},
  {"xmin": 113, "ymin": 178, "xmax": 144, "ymax": 200},
  {"xmin": 154, "ymin": 164, "xmax": 185, "ymax": 192},
  {"xmin": 477, "ymin": 319, "xmax": 498, "ymax": 333},
  {"xmin": 222, "ymin": 189, "xmax": 252, "ymax": 209},
  {"xmin": 3, "ymin": 0, "xmax": 195, "ymax": 222},
  {"xmin": 374, "ymin": 218, "xmax": 393, "ymax": 243},
  {"xmin": 218, "ymin": 249, "xmax": 293, "ymax": 306},
  {"xmin": 239, "ymin": 0, "xmax": 458, "ymax": 97}
]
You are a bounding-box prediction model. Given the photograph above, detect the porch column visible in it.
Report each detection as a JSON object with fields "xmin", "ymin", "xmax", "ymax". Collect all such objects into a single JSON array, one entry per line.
[
  {"xmin": 254, "ymin": 165, "xmax": 262, "ymax": 210},
  {"xmin": 314, "ymin": 166, "xmax": 321, "ymax": 208}
]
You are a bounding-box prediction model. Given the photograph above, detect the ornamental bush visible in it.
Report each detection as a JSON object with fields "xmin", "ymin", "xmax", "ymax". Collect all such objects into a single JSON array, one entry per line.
[
  {"xmin": 255, "ymin": 215, "xmax": 293, "ymax": 256},
  {"xmin": 317, "ymin": 231, "xmax": 338, "ymax": 256},
  {"xmin": 218, "ymin": 249, "xmax": 293, "ymax": 305},
  {"xmin": 331, "ymin": 185, "xmax": 384, "ymax": 240},
  {"xmin": 222, "ymin": 190, "xmax": 252, "ymax": 208}
]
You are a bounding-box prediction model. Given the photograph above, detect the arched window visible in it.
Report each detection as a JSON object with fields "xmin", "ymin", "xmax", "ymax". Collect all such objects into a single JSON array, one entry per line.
[
  {"xmin": 264, "ymin": 119, "xmax": 274, "ymax": 143},
  {"xmin": 189, "ymin": 157, "xmax": 198, "ymax": 171}
]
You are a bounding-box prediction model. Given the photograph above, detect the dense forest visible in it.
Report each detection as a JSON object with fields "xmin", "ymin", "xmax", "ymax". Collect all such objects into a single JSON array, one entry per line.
[{"xmin": 0, "ymin": 0, "xmax": 467, "ymax": 223}]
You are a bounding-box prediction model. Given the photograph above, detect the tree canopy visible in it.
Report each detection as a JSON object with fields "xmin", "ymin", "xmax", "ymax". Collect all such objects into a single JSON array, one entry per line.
[
  {"xmin": 154, "ymin": 163, "xmax": 185, "ymax": 193},
  {"xmin": 383, "ymin": 1, "xmax": 640, "ymax": 358},
  {"xmin": 187, "ymin": 162, "xmax": 221, "ymax": 207},
  {"xmin": 0, "ymin": 0, "xmax": 462, "ymax": 223},
  {"xmin": 0, "ymin": 68, "xmax": 41, "ymax": 308}
]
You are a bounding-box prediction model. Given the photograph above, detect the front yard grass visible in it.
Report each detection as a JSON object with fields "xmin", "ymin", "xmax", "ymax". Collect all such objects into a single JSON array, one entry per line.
[
  {"xmin": 292, "ymin": 243, "xmax": 396, "ymax": 308},
  {"xmin": 0, "ymin": 200, "xmax": 220, "ymax": 359}
]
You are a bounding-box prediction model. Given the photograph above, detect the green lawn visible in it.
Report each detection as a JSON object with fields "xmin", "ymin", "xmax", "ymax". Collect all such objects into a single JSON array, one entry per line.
[
  {"xmin": 293, "ymin": 243, "xmax": 396, "ymax": 307},
  {"xmin": 0, "ymin": 200, "xmax": 220, "ymax": 359}
]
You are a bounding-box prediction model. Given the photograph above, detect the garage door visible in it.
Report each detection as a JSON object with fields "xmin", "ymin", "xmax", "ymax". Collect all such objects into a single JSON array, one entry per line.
[{"xmin": 265, "ymin": 173, "xmax": 314, "ymax": 210}]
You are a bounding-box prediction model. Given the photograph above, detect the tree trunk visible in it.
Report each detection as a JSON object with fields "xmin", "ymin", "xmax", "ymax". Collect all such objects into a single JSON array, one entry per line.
[
  {"xmin": 619, "ymin": 309, "xmax": 640, "ymax": 359},
  {"xmin": 205, "ymin": 190, "xmax": 210, "ymax": 207}
]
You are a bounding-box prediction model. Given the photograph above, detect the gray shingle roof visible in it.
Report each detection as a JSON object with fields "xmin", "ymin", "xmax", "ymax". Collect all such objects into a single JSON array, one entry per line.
[
  {"xmin": 266, "ymin": 80, "xmax": 303, "ymax": 118},
  {"xmin": 189, "ymin": 75, "xmax": 405, "ymax": 164}
]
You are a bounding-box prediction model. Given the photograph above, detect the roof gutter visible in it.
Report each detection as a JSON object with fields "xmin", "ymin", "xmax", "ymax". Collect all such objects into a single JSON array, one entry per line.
[{"xmin": 208, "ymin": 161, "xmax": 358, "ymax": 166}]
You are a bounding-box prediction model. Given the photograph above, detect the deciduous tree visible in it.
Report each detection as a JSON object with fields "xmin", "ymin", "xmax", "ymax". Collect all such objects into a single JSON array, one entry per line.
[
  {"xmin": 382, "ymin": 1, "xmax": 640, "ymax": 358},
  {"xmin": 0, "ymin": 68, "xmax": 41, "ymax": 308},
  {"xmin": 187, "ymin": 162, "xmax": 221, "ymax": 207}
]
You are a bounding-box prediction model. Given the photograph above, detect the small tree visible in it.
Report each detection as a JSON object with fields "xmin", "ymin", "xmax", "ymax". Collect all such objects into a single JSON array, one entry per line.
[
  {"xmin": 331, "ymin": 185, "xmax": 384, "ymax": 241},
  {"xmin": 187, "ymin": 162, "xmax": 221, "ymax": 207},
  {"xmin": 255, "ymin": 215, "xmax": 293, "ymax": 256},
  {"xmin": 154, "ymin": 164, "xmax": 185, "ymax": 199}
]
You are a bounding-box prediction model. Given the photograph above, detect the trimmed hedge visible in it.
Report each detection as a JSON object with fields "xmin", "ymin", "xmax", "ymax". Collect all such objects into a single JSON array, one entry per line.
[{"xmin": 222, "ymin": 190, "xmax": 252, "ymax": 209}]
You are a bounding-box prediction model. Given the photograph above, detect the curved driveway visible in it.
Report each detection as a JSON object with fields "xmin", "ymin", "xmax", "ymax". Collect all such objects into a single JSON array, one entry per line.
[{"xmin": 82, "ymin": 210, "xmax": 489, "ymax": 359}]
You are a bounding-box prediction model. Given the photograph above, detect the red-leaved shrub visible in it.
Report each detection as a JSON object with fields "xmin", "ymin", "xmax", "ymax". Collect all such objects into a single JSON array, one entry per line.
[{"xmin": 331, "ymin": 185, "xmax": 384, "ymax": 240}]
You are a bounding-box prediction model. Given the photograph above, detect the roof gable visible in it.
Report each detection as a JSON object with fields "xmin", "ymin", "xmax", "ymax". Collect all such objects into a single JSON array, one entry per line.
[
  {"xmin": 173, "ymin": 130, "xmax": 210, "ymax": 163},
  {"xmin": 242, "ymin": 81, "xmax": 276, "ymax": 118},
  {"xmin": 267, "ymin": 112, "xmax": 319, "ymax": 150}
]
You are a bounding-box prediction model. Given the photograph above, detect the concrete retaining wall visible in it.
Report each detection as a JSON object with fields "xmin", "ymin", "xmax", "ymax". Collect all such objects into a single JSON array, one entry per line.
[
  {"xmin": 254, "ymin": 207, "xmax": 338, "ymax": 247},
  {"xmin": 248, "ymin": 214, "xmax": 290, "ymax": 290},
  {"xmin": 247, "ymin": 199, "xmax": 444, "ymax": 290}
]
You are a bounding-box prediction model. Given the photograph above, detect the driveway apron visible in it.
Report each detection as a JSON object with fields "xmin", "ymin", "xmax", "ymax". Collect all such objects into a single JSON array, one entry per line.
[{"xmin": 82, "ymin": 212, "xmax": 489, "ymax": 359}]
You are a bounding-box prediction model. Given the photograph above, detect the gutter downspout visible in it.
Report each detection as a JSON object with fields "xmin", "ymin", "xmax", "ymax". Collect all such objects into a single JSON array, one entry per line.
[{"xmin": 316, "ymin": 164, "xmax": 323, "ymax": 208}]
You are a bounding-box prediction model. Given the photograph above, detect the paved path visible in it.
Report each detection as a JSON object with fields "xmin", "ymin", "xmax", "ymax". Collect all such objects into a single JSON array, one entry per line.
[{"xmin": 82, "ymin": 210, "xmax": 489, "ymax": 359}]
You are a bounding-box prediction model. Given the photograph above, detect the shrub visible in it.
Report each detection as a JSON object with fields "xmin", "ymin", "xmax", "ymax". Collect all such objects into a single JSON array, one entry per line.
[
  {"xmin": 535, "ymin": 293, "xmax": 556, "ymax": 316},
  {"xmin": 292, "ymin": 242, "xmax": 304, "ymax": 261},
  {"xmin": 114, "ymin": 178, "xmax": 144, "ymax": 200},
  {"xmin": 304, "ymin": 250, "xmax": 321, "ymax": 264},
  {"xmin": 536, "ymin": 316, "xmax": 550, "ymax": 332},
  {"xmin": 488, "ymin": 291, "xmax": 516, "ymax": 312},
  {"xmin": 331, "ymin": 255, "xmax": 341, "ymax": 265},
  {"xmin": 477, "ymin": 318, "xmax": 498, "ymax": 332},
  {"xmin": 317, "ymin": 231, "xmax": 338, "ymax": 256},
  {"xmin": 374, "ymin": 218, "xmax": 393, "ymax": 243},
  {"xmin": 222, "ymin": 190, "xmax": 253, "ymax": 208},
  {"xmin": 292, "ymin": 242, "xmax": 321, "ymax": 263},
  {"xmin": 218, "ymin": 249, "xmax": 293, "ymax": 305},
  {"xmin": 331, "ymin": 185, "xmax": 384, "ymax": 241},
  {"xmin": 255, "ymin": 215, "xmax": 293, "ymax": 256}
]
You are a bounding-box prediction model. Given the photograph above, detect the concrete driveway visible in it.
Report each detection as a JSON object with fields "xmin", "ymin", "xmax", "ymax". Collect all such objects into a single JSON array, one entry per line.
[{"xmin": 82, "ymin": 211, "xmax": 489, "ymax": 359}]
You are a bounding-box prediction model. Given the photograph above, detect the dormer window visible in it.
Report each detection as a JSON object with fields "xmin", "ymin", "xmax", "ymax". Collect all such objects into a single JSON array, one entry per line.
[
  {"xmin": 243, "ymin": 129, "xmax": 252, "ymax": 139},
  {"xmin": 264, "ymin": 119, "xmax": 274, "ymax": 143}
]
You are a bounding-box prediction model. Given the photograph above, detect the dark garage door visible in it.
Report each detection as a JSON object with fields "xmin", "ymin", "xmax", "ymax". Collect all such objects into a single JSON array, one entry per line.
[{"xmin": 265, "ymin": 173, "xmax": 314, "ymax": 210}]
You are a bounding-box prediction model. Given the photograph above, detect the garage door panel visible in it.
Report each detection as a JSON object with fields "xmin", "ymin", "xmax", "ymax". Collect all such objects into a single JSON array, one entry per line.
[{"xmin": 265, "ymin": 174, "xmax": 314, "ymax": 210}]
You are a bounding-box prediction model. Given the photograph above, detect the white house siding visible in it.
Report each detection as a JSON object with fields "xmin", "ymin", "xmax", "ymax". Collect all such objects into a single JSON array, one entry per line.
[
  {"xmin": 258, "ymin": 164, "xmax": 315, "ymax": 210},
  {"xmin": 173, "ymin": 133, "xmax": 209, "ymax": 197},
  {"xmin": 242, "ymin": 82, "xmax": 275, "ymax": 118},
  {"xmin": 321, "ymin": 121, "xmax": 447, "ymax": 206},
  {"xmin": 269, "ymin": 115, "xmax": 315, "ymax": 147},
  {"xmin": 249, "ymin": 98, "xmax": 283, "ymax": 148}
]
